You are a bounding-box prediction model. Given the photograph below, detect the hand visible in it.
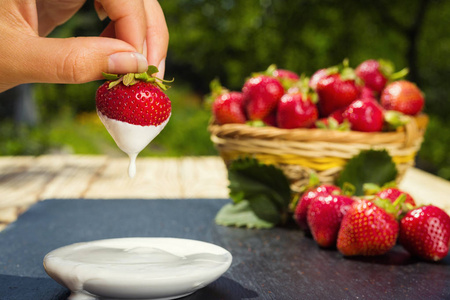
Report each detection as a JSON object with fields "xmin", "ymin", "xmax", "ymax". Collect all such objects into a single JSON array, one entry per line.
[{"xmin": 0, "ymin": 0, "xmax": 169, "ymax": 93}]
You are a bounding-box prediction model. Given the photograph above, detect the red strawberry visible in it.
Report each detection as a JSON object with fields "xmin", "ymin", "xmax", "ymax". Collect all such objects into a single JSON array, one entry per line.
[
  {"xmin": 272, "ymin": 69, "xmax": 300, "ymax": 81},
  {"xmin": 294, "ymin": 184, "xmax": 341, "ymax": 231},
  {"xmin": 342, "ymin": 99, "xmax": 384, "ymax": 132},
  {"xmin": 262, "ymin": 110, "xmax": 277, "ymax": 127},
  {"xmin": 359, "ymin": 85, "xmax": 377, "ymax": 100},
  {"xmin": 208, "ymin": 78, "xmax": 246, "ymax": 124},
  {"xmin": 337, "ymin": 199, "xmax": 399, "ymax": 256},
  {"xmin": 356, "ymin": 59, "xmax": 408, "ymax": 95},
  {"xmin": 376, "ymin": 187, "xmax": 416, "ymax": 207},
  {"xmin": 96, "ymin": 70, "xmax": 171, "ymax": 126},
  {"xmin": 329, "ymin": 107, "xmax": 346, "ymax": 124},
  {"xmin": 212, "ymin": 92, "xmax": 246, "ymax": 125},
  {"xmin": 380, "ymin": 80, "xmax": 425, "ymax": 115},
  {"xmin": 355, "ymin": 59, "xmax": 388, "ymax": 94},
  {"xmin": 307, "ymin": 194, "xmax": 354, "ymax": 247},
  {"xmin": 96, "ymin": 66, "xmax": 172, "ymax": 178},
  {"xmin": 242, "ymin": 75, "xmax": 284, "ymax": 120},
  {"xmin": 277, "ymin": 93, "xmax": 318, "ymax": 129},
  {"xmin": 309, "ymin": 68, "xmax": 329, "ymax": 91},
  {"xmin": 316, "ymin": 72, "xmax": 360, "ymax": 117},
  {"xmin": 399, "ymin": 205, "xmax": 450, "ymax": 261}
]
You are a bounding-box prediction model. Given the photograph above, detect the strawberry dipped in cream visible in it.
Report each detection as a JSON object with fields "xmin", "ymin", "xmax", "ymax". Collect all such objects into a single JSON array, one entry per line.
[{"xmin": 96, "ymin": 66, "xmax": 172, "ymax": 178}]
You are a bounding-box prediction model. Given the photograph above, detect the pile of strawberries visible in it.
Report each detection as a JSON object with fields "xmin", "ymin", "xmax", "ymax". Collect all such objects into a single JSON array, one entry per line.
[
  {"xmin": 210, "ymin": 59, "xmax": 425, "ymax": 132},
  {"xmin": 294, "ymin": 183, "xmax": 450, "ymax": 261}
]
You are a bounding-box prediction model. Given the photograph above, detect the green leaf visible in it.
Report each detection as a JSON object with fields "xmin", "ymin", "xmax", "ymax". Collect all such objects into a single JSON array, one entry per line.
[
  {"xmin": 227, "ymin": 157, "xmax": 292, "ymax": 225},
  {"xmin": 146, "ymin": 65, "xmax": 159, "ymax": 76},
  {"xmin": 249, "ymin": 194, "xmax": 282, "ymax": 224},
  {"xmin": 135, "ymin": 72, "xmax": 151, "ymax": 82},
  {"xmin": 336, "ymin": 149, "xmax": 397, "ymax": 196},
  {"xmin": 384, "ymin": 110, "xmax": 411, "ymax": 130},
  {"xmin": 123, "ymin": 73, "xmax": 136, "ymax": 86},
  {"xmin": 102, "ymin": 72, "xmax": 120, "ymax": 80},
  {"xmin": 215, "ymin": 201, "xmax": 275, "ymax": 229},
  {"xmin": 108, "ymin": 77, "xmax": 123, "ymax": 89}
]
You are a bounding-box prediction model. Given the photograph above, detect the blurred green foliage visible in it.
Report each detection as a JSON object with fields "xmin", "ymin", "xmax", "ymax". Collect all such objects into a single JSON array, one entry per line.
[{"xmin": 0, "ymin": 0, "xmax": 449, "ymax": 179}]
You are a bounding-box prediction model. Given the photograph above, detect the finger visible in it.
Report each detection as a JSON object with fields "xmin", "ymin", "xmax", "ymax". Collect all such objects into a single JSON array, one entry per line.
[
  {"xmin": 12, "ymin": 35, "xmax": 148, "ymax": 85},
  {"xmin": 143, "ymin": 0, "xmax": 169, "ymax": 79},
  {"xmin": 37, "ymin": 0, "xmax": 87, "ymax": 36},
  {"xmin": 99, "ymin": 0, "xmax": 147, "ymax": 54}
]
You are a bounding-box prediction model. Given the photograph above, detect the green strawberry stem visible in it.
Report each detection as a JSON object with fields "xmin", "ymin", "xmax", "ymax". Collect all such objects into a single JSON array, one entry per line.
[
  {"xmin": 264, "ymin": 64, "xmax": 278, "ymax": 76},
  {"xmin": 373, "ymin": 194, "xmax": 406, "ymax": 220},
  {"xmin": 389, "ymin": 67, "xmax": 409, "ymax": 81},
  {"xmin": 384, "ymin": 110, "xmax": 411, "ymax": 130},
  {"xmin": 341, "ymin": 182, "xmax": 356, "ymax": 196},
  {"xmin": 102, "ymin": 65, "xmax": 173, "ymax": 91},
  {"xmin": 246, "ymin": 120, "xmax": 266, "ymax": 127},
  {"xmin": 363, "ymin": 183, "xmax": 381, "ymax": 195}
]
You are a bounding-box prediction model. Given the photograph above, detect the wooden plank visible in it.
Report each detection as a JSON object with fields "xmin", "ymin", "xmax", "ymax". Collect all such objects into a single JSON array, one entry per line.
[
  {"xmin": 0, "ymin": 155, "xmax": 67, "ymax": 209},
  {"xmin": 82, "ymin": 157, "xmax": 185, "ymax": 198},
  {"xmin": 399, "ymin": 167, "xmax": 450, "ymax": 214},
  {"xmin": 39, "ymin": 155, "xmax": 107, "ymax": 199},
  {"xmin": 178, "ymin": 156, "xmax": 229, "ymax": 198},
  {"xmin": 0, "ymin": 156, "xmax": 35, "ymax": 182}
]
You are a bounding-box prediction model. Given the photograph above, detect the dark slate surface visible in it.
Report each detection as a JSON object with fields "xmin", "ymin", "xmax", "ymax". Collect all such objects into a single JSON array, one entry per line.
[{"xmin": 0, "ymin": 199, "xmax": 449, "ymax": 300}]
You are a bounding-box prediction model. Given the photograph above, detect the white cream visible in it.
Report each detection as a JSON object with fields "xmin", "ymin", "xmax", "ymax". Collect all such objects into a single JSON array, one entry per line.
[
  {"xmin": 44, "ymin": 238, "xmax": 232, "ymax": 300},
  {"xmin": 97, "ymin": 110, "xmax": 170, "ymax": 178}
]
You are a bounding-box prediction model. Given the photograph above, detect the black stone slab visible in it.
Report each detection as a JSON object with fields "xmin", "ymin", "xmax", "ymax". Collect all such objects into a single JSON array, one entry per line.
[{"xmin": 0, "ymin": 199, "xmax": 449, "ymax": 300}]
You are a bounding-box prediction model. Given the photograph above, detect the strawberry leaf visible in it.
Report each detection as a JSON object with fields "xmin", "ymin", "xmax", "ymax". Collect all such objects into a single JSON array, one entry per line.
[
  {"xmin": 384, "ymin": 110, "xmax": 411, "ymax": 130},
  {"xmin": 123, "ymin": 73, "xmax": 136, "ymax": 86},
  {"xmin": 336, "ymin": 149, "xmax": 397, "ymax": 196},
  {"xmin": 224, "ymin": 157, "xmax": 292, "ymax": 226},
  {"xmin": 215, "ymin": 200, "xmax": 275, "ymax": 229},
  {"xmin": 146, "ymin": 65, "xmax": 159, "ymax": 76},
  {"xmin": 102, "ymin": 72, "xmax": 120, "ymax": 80}
]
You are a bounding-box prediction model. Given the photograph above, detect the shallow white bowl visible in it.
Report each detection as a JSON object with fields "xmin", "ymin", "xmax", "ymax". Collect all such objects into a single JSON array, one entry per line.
[{"xmin": 44, "ymin": 237, "xmax": 232, "ymax": 300}]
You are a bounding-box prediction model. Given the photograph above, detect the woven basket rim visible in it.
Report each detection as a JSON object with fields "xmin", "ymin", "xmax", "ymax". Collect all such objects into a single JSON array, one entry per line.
[{"xmin": 208, "ymin": 114, "xmax": 428, "ymax": 147}]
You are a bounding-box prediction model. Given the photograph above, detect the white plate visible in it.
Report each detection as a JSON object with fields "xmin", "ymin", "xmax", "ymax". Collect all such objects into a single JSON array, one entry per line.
[{"xmin": 44, "ymin": 237, "xmax": 232, "ymax": 300}]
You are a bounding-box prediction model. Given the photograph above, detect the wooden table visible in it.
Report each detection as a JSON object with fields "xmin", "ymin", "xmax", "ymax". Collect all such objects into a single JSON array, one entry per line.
[{"xmin": 1, "ymin": 155, "xmax": 450, "ymax": 230}]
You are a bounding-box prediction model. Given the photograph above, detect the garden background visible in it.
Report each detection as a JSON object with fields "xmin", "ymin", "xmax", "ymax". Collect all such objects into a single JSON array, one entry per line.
[{"xmin": 0, "ymin": 0, "xmax": 449, "ymax": 180}]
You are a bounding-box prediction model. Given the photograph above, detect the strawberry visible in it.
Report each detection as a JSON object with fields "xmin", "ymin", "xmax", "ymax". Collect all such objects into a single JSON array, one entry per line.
[
  {"xmin": 272, "ymin": 69, "xmax": 300, "ymax": 81},
  {"xmin": 264, "ymin": 64, "xmax": 300, "ymax": 91},
  {"xmin": 329, "ymin": 107, "xmax": 346, "ymax": 124},
  {"xmin": 294, "ymin": 184, "xmax": 342, "ymax": 232},
  {"xmin": 208, "ymin": 79, "xmax": 246, "ymax": 125},
  {"xmin": 342, "ymin": 99, "xmax": 384, "ymax": 132},
  {"xmin": 399, "ymin": 205, "xmax": 450, "ymax": 261},
  {"xmin": 337, "ymin": 199, "xmax": 399, "ymax": 256},
  {"xmin": 276, "ymin": 93, "xmax": 318, "ymax": 129},
  {"xmin": 316, "ymin": 69, "xmax": 360, "ymax": 117},
  {"xmin": 242, "ymin": 75, "xmax": 284, "ymax": 120},
  {"xmin": 376, "ymin": 187, "xmax": 416, "ymax": 207},
  {"xmin": 355, "ymin": 59, "xmax": 408, "ymax": 95},
  {"xmin": 96, "ymin": 67, "xmax": 171, "ymax": 126},
  {"xmin": 96, "ymin": 66, "xmax": 172, "ymax": 178},
  {"xmin": 355, "ymin": 59, "xmax": 387, "ymax": 94},
  {"xmin": 212, "ymin": 92, "xmax": 246, "ymax": 124},
  {"xmin": 359, "ymin": 86, "xmax": 377, "ymax": 100},
  {"xmin": 307, "ymin": 194, "xmax": 354, "ymax": 247},
  {"xmin": 380, "ymin": 80, "xmax": 425, "ymax": 115},
  {"xmin": 309, "ymin": 68, "xmax": 329, "ymax": 91},
  {"xmin": 262, "ymin": 110, "xmax": 277, "ymax": 127}
]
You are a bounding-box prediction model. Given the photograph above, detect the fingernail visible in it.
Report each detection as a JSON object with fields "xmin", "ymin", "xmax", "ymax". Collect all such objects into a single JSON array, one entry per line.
[
  {"xmin": 156, "ymin": 59, "xmax": 166, "ymax": 79},
  {"xmin": 108, "ymin": 52, "xmax": 148, "ymax": 74},
  {"xmin": 94, "ymin": 0, "xmax": 108, "ymax": 21}
]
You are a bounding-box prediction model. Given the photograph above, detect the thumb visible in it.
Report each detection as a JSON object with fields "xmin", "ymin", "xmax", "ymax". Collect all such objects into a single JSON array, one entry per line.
[{"xmin": 18, "ymin": 36, "xmax": 149, "ymax": 85}]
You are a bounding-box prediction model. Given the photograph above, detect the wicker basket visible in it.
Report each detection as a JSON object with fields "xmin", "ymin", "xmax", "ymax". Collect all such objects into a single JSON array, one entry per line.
[{"xmin": 209, "ymin": 114, "xmax": 428, "ymax": 193}]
